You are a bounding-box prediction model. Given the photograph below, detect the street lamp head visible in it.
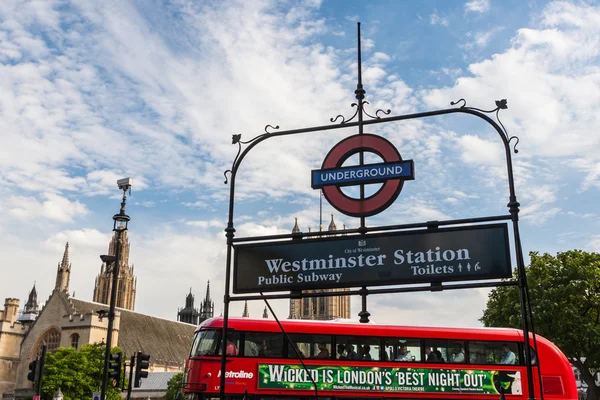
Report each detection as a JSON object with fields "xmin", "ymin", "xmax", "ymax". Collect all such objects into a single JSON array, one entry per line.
[
  {"xmin": 112, "ymin": 212, "xmax": 130, "ymax": 231},
  {"xmin": 100, "ymin": 255, "xmax": 117, "ymax": 264}
]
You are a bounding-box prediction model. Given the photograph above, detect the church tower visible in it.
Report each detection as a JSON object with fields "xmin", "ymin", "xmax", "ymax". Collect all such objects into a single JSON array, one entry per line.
[
  {"xmin": 54, "ymin": 243, "xmax": 71, "ymax": 293},
  {"xmin": 93, "ymin": 231, "xmax": 137, "ymax": 310},
  {"xmin": 178, "ymin": 289, "xmax": 200, "ymax": 325},
  {"xmin": 288, "ymin": 215, "xmax": 351, "ymax": 320},
  {"xmin": 199, "ymin": 281, "xmax": 214, "ymax": 323}
]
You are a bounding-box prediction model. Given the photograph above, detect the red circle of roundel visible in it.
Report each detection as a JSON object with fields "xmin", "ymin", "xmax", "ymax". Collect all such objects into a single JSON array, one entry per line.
[{"xmin": 321, "ymin": 134, "xmax": 404, "ymax": 217}]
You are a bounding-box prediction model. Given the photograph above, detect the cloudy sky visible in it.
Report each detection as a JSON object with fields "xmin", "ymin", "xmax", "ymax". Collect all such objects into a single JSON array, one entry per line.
[{"xmin": 1, "ymin": 0, "xmax": 599, "ymax": 329}]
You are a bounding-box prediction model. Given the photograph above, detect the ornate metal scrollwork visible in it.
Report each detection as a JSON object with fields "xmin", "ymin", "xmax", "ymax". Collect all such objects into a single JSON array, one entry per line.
[
  {"xmin": 330, "ymin": 103, "xmax": 359, "ymax": 124},
  {"xmin": 224, "ymin": 126, "xmax": 280, "ymax": 184},
  {"xmin": 330, "ymin": 101, "xmax": 392, "ymax": 125},
  {"xmin": 451, "ymin": 98, "xmax": 519, "ymax": 154}
]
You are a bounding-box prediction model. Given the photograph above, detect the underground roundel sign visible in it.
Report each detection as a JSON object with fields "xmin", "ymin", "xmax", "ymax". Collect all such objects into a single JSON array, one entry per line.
[{"xmin": 311, "ymin": 134, "xmax": 414, "ymax": 217}]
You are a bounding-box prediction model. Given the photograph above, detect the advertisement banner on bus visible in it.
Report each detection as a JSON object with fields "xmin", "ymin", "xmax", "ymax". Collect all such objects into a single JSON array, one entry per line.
[
  {"xmin": 233, "ymin": 224, "xmax": 511, "ymax": 293},
  {"xmin": 258, "ymin": 364, "xmax": 522, "ymax": 395}
]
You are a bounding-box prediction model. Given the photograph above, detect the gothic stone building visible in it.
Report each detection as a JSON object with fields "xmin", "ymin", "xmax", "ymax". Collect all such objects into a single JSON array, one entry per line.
[
  {"xmin": 288, "ymin": 215, "xmax": 351, "ymax": 320},
  {"xmin": 2, "ymin": 241, "xmax": 196, "ymax": 399}
]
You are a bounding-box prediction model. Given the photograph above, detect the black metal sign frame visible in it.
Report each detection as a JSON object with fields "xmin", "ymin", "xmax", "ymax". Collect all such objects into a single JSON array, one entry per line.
[{"xmin": 217, "ymin": 23, "xmax": 539, "ymax": 400}]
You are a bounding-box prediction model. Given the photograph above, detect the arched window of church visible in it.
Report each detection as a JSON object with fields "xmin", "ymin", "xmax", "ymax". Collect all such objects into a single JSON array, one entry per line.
[
  {"xmin": 38, "ymin": 328, "xmax": 61, "ymax": 355},
  {"xmin": 70, "ymin": 333, "xmax": 80, "ymax": 350}
]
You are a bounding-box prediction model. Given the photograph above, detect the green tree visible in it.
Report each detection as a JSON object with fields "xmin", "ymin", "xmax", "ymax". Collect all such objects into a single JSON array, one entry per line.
[
  {"xmin": 481, "ymin": 250, "xmax": 600, "ymax": 400},
  {"xmin": 40, "ymin": 343, "xmax": 124, "ymax": 400},
  {"xmin": 165, "ymin": 372, "xmax": 183, "ymax": 400}
]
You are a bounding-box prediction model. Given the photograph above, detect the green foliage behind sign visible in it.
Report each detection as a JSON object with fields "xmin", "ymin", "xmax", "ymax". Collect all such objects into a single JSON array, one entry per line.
[
  {"xmin": 481, "ymin": 250, "xmax": 600, "ymax": 400},
  {"xmin": 41, "ymin": 343, "xmax": 123, "ymax": 400},
  {"xmin": 258, "ymin": 364, "xmax": 521, "ymax": 395}
]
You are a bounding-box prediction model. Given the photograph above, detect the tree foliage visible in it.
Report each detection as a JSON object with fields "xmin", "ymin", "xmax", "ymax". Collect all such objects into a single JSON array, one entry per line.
[
  {"xmin": 481, "ymin": 250, "xmax": 600, "ymax": 399},
  {"xmin": 165, "ymin": 372, "xmax": 183, "ymax": 400},
  {"xmin": 41, "ymin": 343, "xmax": 123, "ymax": 400}
]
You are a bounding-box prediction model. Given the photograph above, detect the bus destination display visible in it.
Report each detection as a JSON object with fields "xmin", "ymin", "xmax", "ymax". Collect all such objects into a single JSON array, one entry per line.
[
  {"xmin": 233, "ymin": 224, "xmax": 511, "ymax": 293},
  {"xmin": 258, "ymin": 364, "xmax": 522, "ymax": 395}
]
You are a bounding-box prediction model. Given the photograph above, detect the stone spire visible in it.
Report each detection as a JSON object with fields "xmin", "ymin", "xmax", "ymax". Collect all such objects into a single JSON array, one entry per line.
[
  {"xmin": 18, "ymin": 283, "xmax": 39, "ymax": 324},
  {"xmin": 199, "ymin": 280, "xmax": 214, "ymax": 323},
  {"xmin": 54, "ymin": 243, "xmax": 71, "ymax": 293},
  {"xmin": 242, "ymin": 301, "xmax": 249, "ymax": 318},
  {"xmin": 328, "ymin": 213, "xmax": 337, "ymax": 231},
  {"xmin": 292, "ymin": 217, "xmax": 300, "ymax": 233},
  {"xmin": 24, "ymin": 284, "xmax": 38, "ymax": 313},
  {"xmin": 262, "ymin": 306, "xmax": 269, "ymax": 319}
]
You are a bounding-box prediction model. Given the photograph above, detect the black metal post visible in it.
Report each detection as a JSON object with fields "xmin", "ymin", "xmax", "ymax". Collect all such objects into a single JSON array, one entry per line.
[
  {"xmin": 36, "ymin": 344, "xmax": 47, "ymax": 396},
  {"xmin": 219, "ymin": 222, "xmax": 235, "ymax": 400},
  {"xmin": 358, "ymin": 286, "xmax": 370, "ymax": 323},
  {"xmin": 101, "ymin": 188, "xmax": 129, "ymax": 400},
  {"xmin": 356, "ymin": 23, "xmax": 367, "ymax": 233},
  {"xmin": 100, "ymin": 232, "xmax": 121, "ymax": 400},
  {"xmin": 126, "ymin": 354, "xmax": 135, "ymax": 400},
  {"xmin": 121, "ymin": 361, "xmax": 128, "ymax": 392}
]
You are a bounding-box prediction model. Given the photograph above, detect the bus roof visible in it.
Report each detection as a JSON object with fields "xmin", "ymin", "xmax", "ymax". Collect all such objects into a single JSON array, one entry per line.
[{"xmin": 196, "ymin": 317, "xmax": 524, "ymax": 341}]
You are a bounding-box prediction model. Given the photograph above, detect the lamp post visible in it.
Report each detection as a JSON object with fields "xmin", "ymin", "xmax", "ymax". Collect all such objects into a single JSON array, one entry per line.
[{"xmin": 100, "ymin": 178, "xmax": 132, "ymax": 400}]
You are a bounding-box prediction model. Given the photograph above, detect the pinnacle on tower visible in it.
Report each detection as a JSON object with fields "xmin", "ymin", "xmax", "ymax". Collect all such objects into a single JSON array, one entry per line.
[
  {"xmin": 199, "ymin": 280, "xmax": 214, "ymax": 323},
  {"xmin": 60, "ymin": 242, "xmax": 70, "ymax": 270},
  {"xmin": 55, "ymin": 242, "xmax": 71, "ymax": 293},
  {"xmin": 328, "ymin": 213, "xmax": 337, "ymax": 231},
  {"xmin": 205, "ymin": 280, "xmax": 211, "ymax": 303},
  {"xmin": 292, "ymin": 217, "xmax": 300, "ymax": 233},
  {"xmin": 24, "ymin": 283, "xmax": 38, "ymax": 313},
  {"xmin": 242, "ymin": 301, "xmax": 249, "ymax": 318}
]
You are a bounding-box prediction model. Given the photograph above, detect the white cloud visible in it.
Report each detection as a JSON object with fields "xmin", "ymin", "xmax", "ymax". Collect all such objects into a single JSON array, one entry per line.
[
  {"xmin": 45, "ymin": 228, "xmax": 112, "ymax": 251},
  {"xmin": 422, "ymin": 2, "xmax": 600, "ymax": 191},
  {"xmin": 181, "ymin": 201, "xmax": 208, "ymax": 209},
  {"xmin": 457, "ymin": 135, "xmax": 504, "ymax": 165},
  {"xmin": 6, "ymin": 193, "xmax": 88, "ymax": 222},
  {"xmin": 185, "ymin": 219, "xmax": 224, "ymax": 228},
  {"xmin": 430, "ymin": 10, "xmax": 449, "ymax": 26},
  {"xmin": 520, "ymin": 185, "xmax": 561, "ymax": 225},
  {"xmin": 370, "ymin": 52, "xmax": 391, "ymax": 63},
  {"xmin": 463, "ymin": 27, "xmax": 504, "ymax": 50},
  {"xmin": 465, "ymin": 0, "xmax": 490, "ymax": 14}
]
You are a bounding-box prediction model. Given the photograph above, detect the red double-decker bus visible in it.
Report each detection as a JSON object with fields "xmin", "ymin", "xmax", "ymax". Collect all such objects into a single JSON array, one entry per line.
[{"xmin": 182, "ymin": 317, "xmax": 576, "ymax": 400}]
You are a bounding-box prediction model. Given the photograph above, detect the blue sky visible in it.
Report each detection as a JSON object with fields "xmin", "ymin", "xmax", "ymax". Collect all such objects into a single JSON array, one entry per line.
[{"xmin": 1, "ymin": 0, "xmax": 599, "ymax": 327}]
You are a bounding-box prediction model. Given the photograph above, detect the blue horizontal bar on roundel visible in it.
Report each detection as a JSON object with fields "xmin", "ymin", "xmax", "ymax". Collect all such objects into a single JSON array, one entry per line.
[{"xmin": 311, "ymin": 160, "xmax": 414, "ymax": 189}]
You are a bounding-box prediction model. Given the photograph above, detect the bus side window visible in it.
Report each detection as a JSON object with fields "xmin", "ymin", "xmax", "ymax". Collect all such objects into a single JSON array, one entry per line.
[
  {"xmin": 448, "ymin": 341, "xmax": 466, "ymax": 363},
  {"xmin": 286, "ymin": 334, "xmax": 332, "ymax": 359},
  {"xmin": 495, "ymin": 342, "xmax": 519, "ymax": 365},
  {"xmin": 391, "ymin": 338, "xmax": 420, "ymax": 362},
  {"xmin": 244, "ymin": 332, "xmax": 284, "ymax": 358},
  {"xmin": 469, "ymin": 341, "xmax": 497, "ymax": 364},
  {"xmin": 424, "ymin": 339, "xmax": 447, "ymax": 363},
  {"xmin": 336, "ymin": 336, "xmax": 380, "ymax": 361}
]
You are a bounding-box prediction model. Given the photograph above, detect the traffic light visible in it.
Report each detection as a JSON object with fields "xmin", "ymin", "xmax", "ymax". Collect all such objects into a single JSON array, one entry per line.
[
  {"xmin": 108, "ymin": 352, "xmax": 122, "ymax": 385},
  {"xmin": 134, "ymin": 352, "xmax": 150, "ymax": 388},
  {"xmin": 27, "ymin": 358, "xmax": 38, "ymax": 383}
]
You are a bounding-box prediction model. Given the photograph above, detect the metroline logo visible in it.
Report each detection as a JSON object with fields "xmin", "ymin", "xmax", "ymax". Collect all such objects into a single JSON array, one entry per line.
[{"xmin": 217, "ymin": 370, "xmax": 254, "ymax": 379}]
